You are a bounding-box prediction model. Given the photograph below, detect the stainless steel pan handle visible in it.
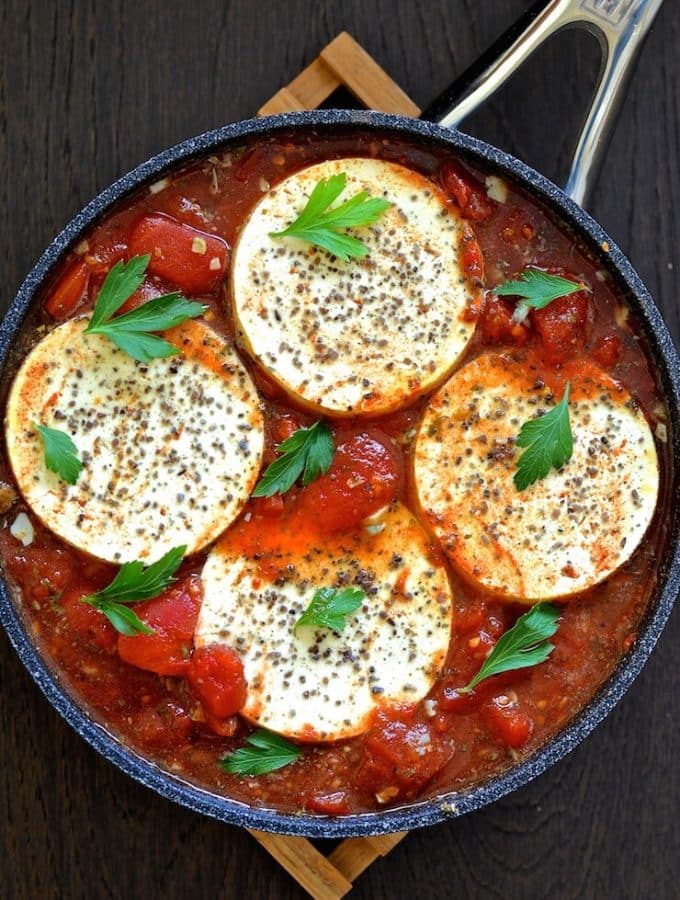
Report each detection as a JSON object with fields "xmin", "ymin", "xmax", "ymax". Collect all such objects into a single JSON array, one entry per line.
[{"xmin": 422, "ymin": 0, "xmax": 664, "ymax": 207}]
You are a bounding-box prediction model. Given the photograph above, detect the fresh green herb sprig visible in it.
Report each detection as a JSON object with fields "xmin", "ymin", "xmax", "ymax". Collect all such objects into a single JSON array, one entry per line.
[
  {"xmin": 495, "ymin": 268, "xmax": 587, "ymax": 316},
  {"xmin": 270, "ymin": 172, "xmax": 392, "ymax": 261},
  {"xmin": 83, "ymin": 544, "xmax": 186, "ymax": 636},
  {"xmin": 83, "ymin": 255, "xmax": 206, "ymax": 362},
  {"xmin": 220, "ymin": 729, "xmax": 301, "ymax": 776},
  {"xmin": 295, "ymin": 586, "xmax": 365, "ymax": 634},
  {"xmin": 514, "ymin": 384, "xmax": 573, "ymax": 491},
  {"xmin": 252, "ymin": 421, "xmax": 334, "ymax": 498},
  {"xmin": 35, "ymin": 423, "xmax": 83, "ymax": 485},
  {"xmin": 461, "ymin": 602, "xmax": 560, "ymax": 692}
]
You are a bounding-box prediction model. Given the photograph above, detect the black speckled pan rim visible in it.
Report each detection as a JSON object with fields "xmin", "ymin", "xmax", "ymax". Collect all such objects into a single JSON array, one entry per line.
[{"xmin": 1, "ymin": 110, "xmax": 679, "ymax": 838}]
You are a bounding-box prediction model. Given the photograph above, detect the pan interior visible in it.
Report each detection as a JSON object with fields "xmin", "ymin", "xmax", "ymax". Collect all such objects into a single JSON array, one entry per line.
[{"xmin": 0, "ymin": 110, "xmax": 678, "ymax": 838}]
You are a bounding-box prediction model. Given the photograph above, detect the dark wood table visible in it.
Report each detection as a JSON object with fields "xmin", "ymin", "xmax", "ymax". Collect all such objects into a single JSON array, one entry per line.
[{"xmin": 1, "ymin": 2, "xmax": 678, "ymax": 897}]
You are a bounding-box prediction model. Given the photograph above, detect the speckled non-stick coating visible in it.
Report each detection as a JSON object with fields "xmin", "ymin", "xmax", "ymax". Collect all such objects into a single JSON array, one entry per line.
[{"xmin": 1, "ymin": 110, "xmax": 678, "ymax": 838}]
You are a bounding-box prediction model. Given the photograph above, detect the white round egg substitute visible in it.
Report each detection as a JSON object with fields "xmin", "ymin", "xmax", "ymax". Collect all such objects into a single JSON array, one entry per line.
[
  {"xmin": 5, "ymin": 318, "xmax": 264, "ymax": 563},
  {"xmin": 231, "ymin": 157, "xmax": 480, "ymax": 417},
  {"xmin": 414, "ymin": 353, "xmax": 659, "ymax": 601},
  {"xmin": 195, "ymin": 502, "xmax": 453, "ymax": 741}
]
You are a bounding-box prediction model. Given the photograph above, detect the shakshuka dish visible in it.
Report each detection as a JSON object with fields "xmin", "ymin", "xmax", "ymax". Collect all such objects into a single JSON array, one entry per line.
[{"xmin": 0, "ymin": 130, "xmax": 670, "ymax": 816}]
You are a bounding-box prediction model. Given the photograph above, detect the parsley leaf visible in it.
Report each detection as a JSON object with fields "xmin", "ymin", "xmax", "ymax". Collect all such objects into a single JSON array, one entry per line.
[
  {"xmin": 96, "ymin": 602, "xmax": 153, "ymax": 637},
  {"xmin": 461, "ymin": 602, "xmax": 560, "ymax": 692},
  {"xmin": 270, "ymin": 172, "xmax": 392, "ymax": 261},
  {"xmin": 495, "ymin": 268, "xmax": 586, "ymax": 313},
  {"xmin": 34, "ymin": 423, "xmax": 83, "ymax": 485},
  {"xmin": 220, "ymin": 729, "xmax": 301, "ymax": 776},
  {"xmin": 514, "ymin": 384, "xmax": 573, "ymax": 491},
  {"xmin": 295, "ymin": 586, "xmax": 366, "ymax": 634},
  {"xmin": 84, "ymin": 255, "xmax": 206, "ymax": 362},
  {"xmin": 87, "ymin": 255, "xmax": 149, "ymax": 329},
  {"xmin": 82, "ymin": 544, "xmax": 186, "ymax": 636},
  {"xmin": 252, "ymin": 421, "xmax": 334, "ymax": 498}
]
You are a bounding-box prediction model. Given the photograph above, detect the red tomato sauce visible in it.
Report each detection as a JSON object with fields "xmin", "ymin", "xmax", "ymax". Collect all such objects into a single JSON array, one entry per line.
[{"xmin": 0, "ymin": 129, "xmax": 672, "ymax": 815}]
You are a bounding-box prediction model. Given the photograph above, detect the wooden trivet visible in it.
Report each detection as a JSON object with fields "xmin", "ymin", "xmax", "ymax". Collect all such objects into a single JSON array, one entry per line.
[
  {"xmin": 248, "ymin": 31, "xmax": 418, "ymax": 899},
  {"xmin": 258, "ymin": 32, "xmax": 420, "ymax": 118}
]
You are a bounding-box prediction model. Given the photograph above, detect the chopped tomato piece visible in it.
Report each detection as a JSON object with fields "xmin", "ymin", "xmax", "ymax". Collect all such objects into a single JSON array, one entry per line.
[
  {"xmin": 116, "ymin": 278, "xmax": 168, "ymax": 315},
  {"xmin": 269, "ymin": 410, "xmax": 308, "ymax": 447},
  {"xmin": 592, "ymin": 332, "xmax": 622, "ymax": 369},
  {"xmin": 117, "ymin": 576, "xmax": 202, "ymax": 676},
  {"xmin": 480, "ymin": 295, "xmax": 529, "ymax": 346},
  {"xmin": 165, "ymin": 194, "xmax": 214, "ymax": 230},
  {"xmin": 305, "ymin": 791, "xmax": 351, "ymax": 816},
  {"xmin": 481, "ymin": 695, "xmax": 534, "ymax": 748},
  {"xmin": 61, "ymin": 582, "xmax": 117, "ymax": 652},
  {"xmin": 531, "ymin": 287, "xmax": 590, "ymax": 365},
  {"xmin": 441, "ymin": 161, "xmax": 493, "ymax": 222},
  {"xmin": 127, "ymin": 213, "xmax": 228, "ymax": 294},
  {"xmin": 262, "ymin": 409, "xmax": 309, "ymax": 465},
  {"xmin": 84, "ymin": 239, "xmax": 127, "ymax": 276},
  {"xmin": 44, "ymin": 260, "xmax": 89, "ymax": 319},
  {"xmin": 357, "ymin": 707, "xmax": 454, "ymax": 799},
  {"xmin": 187, "ymin": 645, "xmax": 247, "ymax": 718},
  {"xmin": 295, "ymin": 428, "xmax": 403, "ymax": 533},
  {"xmin": 0, "ymin": 531, "xmax": 74, "ymax": 602},
  {"xmin": 202, "ymin": 712, "xmax": 239, "ymax": 738}
]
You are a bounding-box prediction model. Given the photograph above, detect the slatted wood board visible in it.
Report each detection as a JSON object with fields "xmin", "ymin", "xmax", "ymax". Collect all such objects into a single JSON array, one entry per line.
[{"xmin": 249, "ymin": 31, "xmax": 419, "ymax": 899}]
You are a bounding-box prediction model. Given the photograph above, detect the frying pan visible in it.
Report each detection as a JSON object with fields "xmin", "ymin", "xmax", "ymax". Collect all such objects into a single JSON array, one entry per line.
[{"xmin": 0, "ymin": 0, "xmax": 677, "ymax": 838}]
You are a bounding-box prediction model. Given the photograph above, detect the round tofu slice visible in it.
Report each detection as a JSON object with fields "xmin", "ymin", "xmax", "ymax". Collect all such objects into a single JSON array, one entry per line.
[
  {"xmin": 414, "ymin": 353, "xmax": 659, "ymax": 601},
  {"xmin": 5, "ymin": 318, "xmax": 264, "ymax": 563},
  {"xmin": 231, "ymin": 157, "xmax": 479, "ymax": 417},
  {"xmin": 195, "ymin": 502, "xmax": 453, "ymax": 741}
]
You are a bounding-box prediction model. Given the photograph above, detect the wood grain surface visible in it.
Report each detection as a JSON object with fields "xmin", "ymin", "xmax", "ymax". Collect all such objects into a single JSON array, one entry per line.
[{"xmin": 1, "ymin": 2, "xmax": 678, "ymax": 898}]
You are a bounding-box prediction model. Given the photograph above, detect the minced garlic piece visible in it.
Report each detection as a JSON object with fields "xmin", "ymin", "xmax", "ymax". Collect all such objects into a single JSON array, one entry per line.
[
  {"xmin": 149, "ymin": 177, "xmax": 170, "ymax": 194},
  {"xmin": 10, "ymin": 512, "xmax": 34, "ymax": 547},
  {"xmin": 485, "ymin": 175, "xmax": 508, "ymax": 203}
]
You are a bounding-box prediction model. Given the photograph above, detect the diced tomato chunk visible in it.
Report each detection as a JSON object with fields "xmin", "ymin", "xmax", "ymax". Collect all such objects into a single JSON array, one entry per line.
[
  {"xmin": 202, "ymin": 712, "xmax": 239, "ymax": 738},
  {"xmin": 61, "ymin": 582, "xmax": 117, "ymax": 652},
  {"xmin": 305, "ymin": 791, "xmax": 351, "ymax": 816},
  {"xmin": 592, "ymin": 332, "xmax": 622, "ymax": 369},
  {"xmin": 480, "ymin": 295, "xmax": 529, "ymax": 346},
  {"xmin": 117, "ymin": 576, "xmax": 202, "ymax": 676},
  {"xmin": 442, "ymin": 161, "xmax": 493, "ymax": 222},
  {"xmin": 44, "ymin": 260, "xmax": 89, "ymax": 319},
  {"xmin": 84, "ymin": 240, "xmax": 127, "ymax": 275},
  {"xmin": 531, "ymin": 287, "xmax": 590, "ymax": 365},
  {"xmin": 0, "ymin": 531, "xmax": 74, "ymax": 602},
  {"xmin": 295, "ymin": 428, "xmax": 403, "ymax": 533},
  {"xmin": 481, "ymin": 695, "xmax": 534, "ymax": 748},
  {"xmin": 127, "ymin": 213, "xmax": 228, "ymax": 294},
  {"xmin": 269, "ymin": 410, "xmax": 308, "ymax": 447},
  {"xmin": 116, "ymin": 278, "xmax": 168, "ymax": 315},
  {"xmin": 187, "ymin": 644, "xmax": 247, "ymax": 718},
  {"xmin": 262, "ymin": 409, "xmax": 309, "ymax": 465},
  {"xmin": 357, "ymin": 707, "xmax": 454, "ymax": 800}
]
